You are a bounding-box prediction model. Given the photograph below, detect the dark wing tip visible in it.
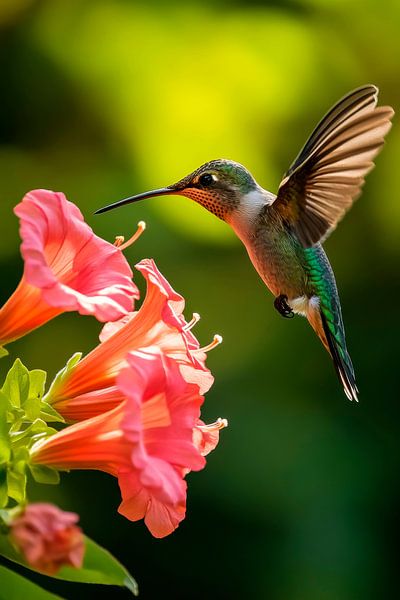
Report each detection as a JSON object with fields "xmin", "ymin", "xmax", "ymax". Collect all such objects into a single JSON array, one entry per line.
[{"xmin": 349, "ymin": 83, "xmax": 378, "ymax": 103}]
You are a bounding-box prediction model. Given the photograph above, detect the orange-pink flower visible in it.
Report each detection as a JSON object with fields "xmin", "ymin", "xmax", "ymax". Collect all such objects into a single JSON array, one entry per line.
[
  {"xmin": 0, "ymin": 190, "xmax": 139, "ymax": 347},
  {"xmin": 47, "ymin": 259, "xmax": 215, "ymax": 421},
  {"xmin": 31, "ymin": 350, "xmax": 226, "ymax": 538},
  {"xmin": 9, "ymin": 503, "xmax": 84, "ymax": 575}
]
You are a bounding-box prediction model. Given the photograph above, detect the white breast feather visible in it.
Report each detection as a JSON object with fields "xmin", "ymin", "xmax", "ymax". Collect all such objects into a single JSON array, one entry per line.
[{"xmin": 229, "ymin": 188, "xmax": 271, "ymax": 240}]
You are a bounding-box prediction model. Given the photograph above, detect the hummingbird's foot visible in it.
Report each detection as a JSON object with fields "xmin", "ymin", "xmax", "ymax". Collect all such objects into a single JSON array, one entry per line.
[{"xmin": 274, "ymin": 294, "xmax": 294, "ymax": 319}]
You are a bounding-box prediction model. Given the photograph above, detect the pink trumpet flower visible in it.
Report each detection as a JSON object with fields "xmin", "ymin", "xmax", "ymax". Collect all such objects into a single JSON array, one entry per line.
[
  {"xmin": 47, "ymin": 259, "xmax": 217, "ymax": 422},
  {"xmin": 9, "ymin": 503, "xmax": 84, "ymax": 575},
  {"xmin": 0, "ymin": 190, "xmax": 139, "ymax": 346},
  {"xmin": 31, "ymin": 350, "xmax": 227, "ymax": 538}
]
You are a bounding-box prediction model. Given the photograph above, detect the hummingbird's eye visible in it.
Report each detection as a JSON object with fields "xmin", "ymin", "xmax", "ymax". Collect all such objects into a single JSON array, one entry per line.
[{"xmin": 198, "ymin": 173, "xmax": 215, "ymax": 187}]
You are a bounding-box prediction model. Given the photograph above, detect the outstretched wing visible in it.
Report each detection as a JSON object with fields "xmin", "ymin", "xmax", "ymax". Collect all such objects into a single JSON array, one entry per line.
[{"xmin": 273, "ymin": 85, "xmax": 394, "ymax": 247}]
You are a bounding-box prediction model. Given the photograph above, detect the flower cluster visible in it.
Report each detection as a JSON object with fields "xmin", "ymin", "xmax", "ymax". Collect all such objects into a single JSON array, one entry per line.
[
  {"xmin": 0, "ymin": 189, "xmax": 226, "ymax": 575},
  {"xmin": 31, "ymin": 350, "xmax": 225, "ymax": 538}
]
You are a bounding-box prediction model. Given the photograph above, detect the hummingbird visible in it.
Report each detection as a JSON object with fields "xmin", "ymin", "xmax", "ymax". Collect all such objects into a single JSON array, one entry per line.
[{"xmin": 96, "ymin": 85, "xmax": 394, "ymax": 401}]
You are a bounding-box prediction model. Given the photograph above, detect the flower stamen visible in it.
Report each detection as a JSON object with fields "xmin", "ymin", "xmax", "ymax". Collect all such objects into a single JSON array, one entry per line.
[
  {"xmin": 115, "ymin": 221, "xmax": 146, "ymax": 251},
  {"xmin": 198, "ymin": 417, "xmax": 228, "ymax": 432},
  {"xmin": 183, "ymin": 312, "xmax": 201, "ymax": 331},
  {"xmin": 196, "ymin": 334, "xmax": 223, "ymax": 353},
  {"xmin": 114, "ymin": 235, "xmax": 125, "ymax": 247}
]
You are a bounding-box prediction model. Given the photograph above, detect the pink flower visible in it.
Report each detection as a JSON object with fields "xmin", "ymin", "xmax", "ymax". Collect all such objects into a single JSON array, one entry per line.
[
  {"xmin": 47, "ymin": 259, "xmax": 216, "ymax": 422},
  {"xmin": 31, "ymin": 350, "xmax": 226, "ymax": 538},
  {"xmin": 0, "ymin": 190, "xmax": 139, "ymax": 346},
  {"xmin": 9, "ymin": 503, "xmax": 84, "ymax": 575}
]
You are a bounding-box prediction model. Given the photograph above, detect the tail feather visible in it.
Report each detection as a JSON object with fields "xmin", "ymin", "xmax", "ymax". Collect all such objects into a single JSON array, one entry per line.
[
  {"xmin": 302, "ymin": 244, "xmax": 358, "ymax": 401},
  {"xmin": 320, "ymin": 311, "xmax": 359, "ymax": 402}
]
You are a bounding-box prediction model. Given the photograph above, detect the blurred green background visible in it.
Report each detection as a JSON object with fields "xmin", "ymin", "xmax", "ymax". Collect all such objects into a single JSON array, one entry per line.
[{"xmin": 0, "ymin": 0, "xmax": 399, "ymax": 598}]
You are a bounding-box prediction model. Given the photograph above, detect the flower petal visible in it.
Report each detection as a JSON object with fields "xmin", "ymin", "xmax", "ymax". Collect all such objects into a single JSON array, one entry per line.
[
  {"xmin": 118, "ymin": 472, "xmax": 186, "ymax": 539},
  {"xmin": 14, "ymin": 189, "xmax": 139, "ymax": 322},
  {"xmin": 144, "ymin": 496, "xmax": 186, "ymax": 539}
]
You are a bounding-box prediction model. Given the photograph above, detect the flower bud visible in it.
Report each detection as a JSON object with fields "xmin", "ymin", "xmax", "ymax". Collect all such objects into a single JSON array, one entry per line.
[{"xmin": 9, "ymin": 503, "xmax": 85, "ymax": 575}]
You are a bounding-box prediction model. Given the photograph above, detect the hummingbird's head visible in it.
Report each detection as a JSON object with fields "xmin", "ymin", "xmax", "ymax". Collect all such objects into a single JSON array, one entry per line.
[
  {"xmin": 168, "ymin": 159, "xmax": 259, "ymax": 221},
  {"xmin": 95, "ymin": 159, "xmax": 264, "ymax": 223}
]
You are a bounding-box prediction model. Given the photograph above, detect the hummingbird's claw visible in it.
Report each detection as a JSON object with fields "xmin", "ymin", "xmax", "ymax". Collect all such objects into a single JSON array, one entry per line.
[{"xmin": 274, "ymin": 295, "xmax": 294, "ymax": 319}]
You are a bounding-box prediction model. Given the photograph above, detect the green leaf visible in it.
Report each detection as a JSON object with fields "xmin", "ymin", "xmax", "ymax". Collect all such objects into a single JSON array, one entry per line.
[
  {"xmin": 57, "ymin": 537, "xmax": 138, "ymax": 594},
  {"xmin": 1, "ymin": 360, "xmax": 63, "ymax": 426},
  {"xmin": 0, "ymin": 347, "xmax": 8, "ymax": 359},
  {"xmin": 0, "ymin": 357, "xmax": 63, "ymax": 506},
  {"xmin": 29, "ymin": 464, "xmax": 60, "ymax": 485},
  {"xmin": 7, "ymin": 464, "xmax": 27, "ymax": 505},
  {"xmin": 10, "ymin": 419, "xmax": 51, "ymax": 445},
  {"xmin": 24, "ymin": 370, "xmax": 47, "ymax": 421},
  {"xmin": 0, "ymin": 391, "xmax": 11, "ymax": 463},
  {"xmin": 8, "ymin": 412, "xmax": 24, "ymax": 431},
  {"xmin": 26, "ymin": 370, "xmax": 65, "ymax": 424},
  {"xmin": 23, "ymin": 397, "xmax": 41, "ymax": 422},
  {"xmin": 28, "ymin": 370, "xmax": 47, "ymax": 401},
  {"xmin": 43, "ymin": 353, "xmax": 82, "ymax": 405},
  {"xmin": 0, "ymin": 508, "xmax": 11, "ymax": 529},
  {"xmin": 0, "ymin": 532, "xmax": 138, "ymax": 595},
  {"xmin": 37, "ymin": 402, "xmax": 65, "ymax": 424},
  {"xmin": 2, "ymin": 360, "xmax": 30, "ymax": 410},
  {"xmin": 0, "ymin": 565, "xmax": 63, "ymax": 600},
  {"xmin": 6, "ymin": 446, "xmax": 29, "ymax": 504}
]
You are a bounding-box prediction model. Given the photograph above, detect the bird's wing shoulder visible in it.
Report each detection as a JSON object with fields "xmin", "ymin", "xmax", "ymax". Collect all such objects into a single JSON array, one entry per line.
[{"xmin": 271, "ymin": 85, "xmax": 394, "ymax": 247}]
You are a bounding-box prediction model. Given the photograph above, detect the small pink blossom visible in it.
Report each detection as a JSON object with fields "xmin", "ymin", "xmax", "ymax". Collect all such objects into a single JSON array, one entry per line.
[
  {"xmin": 48, "ymin": 259, "xmax": 215, "ymax": 422},
  {"xmin": 31, "ymin": 350, "xmax": 226, "ymax": 538},
  {"xmin": 9, "ymin": 503, "xmax": 84, "ymax": 575},
  {"xmin": 0, "ymin": 190, "xmax": 139, "ymax": 346}
]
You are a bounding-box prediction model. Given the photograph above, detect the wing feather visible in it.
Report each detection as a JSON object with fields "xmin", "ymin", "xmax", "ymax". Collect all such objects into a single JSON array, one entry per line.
[{"xmin": 274, "ymin": 85, "xmax": 394, "ymax": 247}]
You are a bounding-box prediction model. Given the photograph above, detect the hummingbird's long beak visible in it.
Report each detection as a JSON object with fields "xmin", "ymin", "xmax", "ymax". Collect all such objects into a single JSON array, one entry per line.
[{"xmin": 94, "ymin": 187, "xmax": 176, "ymax": 214}]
